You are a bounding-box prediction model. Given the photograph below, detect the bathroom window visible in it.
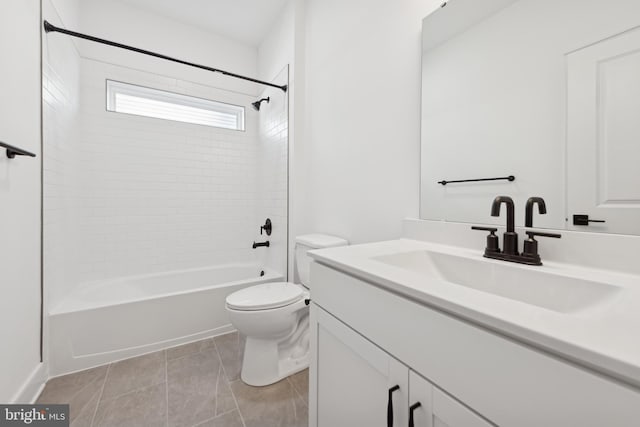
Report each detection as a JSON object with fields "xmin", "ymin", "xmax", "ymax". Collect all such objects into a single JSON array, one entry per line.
[{"xmin": 106, "ymin": 80, "xmax": 245, "ymax": 131}]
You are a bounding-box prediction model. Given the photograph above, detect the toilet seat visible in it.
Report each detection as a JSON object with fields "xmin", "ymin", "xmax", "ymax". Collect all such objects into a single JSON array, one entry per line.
[{"xmin": 226, "ymin": 282, "xmax": 304, "ymax": 311}]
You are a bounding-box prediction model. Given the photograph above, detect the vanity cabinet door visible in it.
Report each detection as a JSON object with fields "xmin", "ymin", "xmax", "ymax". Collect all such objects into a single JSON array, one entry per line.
[
  {"xmin": 408, "ymin": 371, "xmax": 492, "ymax": 427},
  {"xmin": 431, "ymin": 387, "xmax": 493, "ymax": 427},
  {"xmin": 312, "ymin": 306, "xmax": 409, "ymax": 427},
  {"xmin": 408, "ymin": 371, "xmax": 433, "ymax": 427}
]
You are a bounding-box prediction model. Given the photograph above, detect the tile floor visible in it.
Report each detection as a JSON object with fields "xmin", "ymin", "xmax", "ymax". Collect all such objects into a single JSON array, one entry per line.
[{"xmin": 37, "ymin": 332, "xmax": 309, "ymax": 427}]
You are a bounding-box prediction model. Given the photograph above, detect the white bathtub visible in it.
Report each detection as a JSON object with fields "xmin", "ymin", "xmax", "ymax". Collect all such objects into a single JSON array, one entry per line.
[{"xmin": 49, "ymin": 264, "xmax": 282, "ymax": 376}]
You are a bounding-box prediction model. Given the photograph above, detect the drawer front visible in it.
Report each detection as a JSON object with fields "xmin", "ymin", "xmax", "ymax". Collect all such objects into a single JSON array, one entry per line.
[{"xmin": 311, "ymin": 262, "xmax": 640, "ymax": 427}]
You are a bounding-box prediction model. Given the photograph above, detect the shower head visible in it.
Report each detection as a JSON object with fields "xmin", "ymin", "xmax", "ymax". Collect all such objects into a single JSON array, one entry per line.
[{"xmin": 251, "ymin": 97, "xmax": 270, "ymax": 111}]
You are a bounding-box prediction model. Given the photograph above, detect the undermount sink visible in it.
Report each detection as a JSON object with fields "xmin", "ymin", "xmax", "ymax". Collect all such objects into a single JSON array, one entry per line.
[{"xmin": 372, "ymin": 250, "xmax": 622, "ymax": 313}]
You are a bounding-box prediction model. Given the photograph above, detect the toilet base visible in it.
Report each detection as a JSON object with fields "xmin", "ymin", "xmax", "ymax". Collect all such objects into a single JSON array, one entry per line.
[
  {"xmin": 240, "ymin": 313, "xmax": 310, "ymax": 387},
  {"xmin": 241, "ymin": 336, "xmax": 309, "ymax": 386}
]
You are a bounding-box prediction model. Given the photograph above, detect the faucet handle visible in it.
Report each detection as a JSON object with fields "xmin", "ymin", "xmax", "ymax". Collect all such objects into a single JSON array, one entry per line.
[
  {"xmin": 471, "ymin": 226, "xmax": 500, "ymax": 254},
  {"xmin": 522, "ymin": 231, "xmax": 561, "ymax": 265},
  {"xmin": 471, "ymin": 226, "xmax": 498, "ymax": 233},
  {"xmin": 260, "ymin": 218, "xmax": 272, "ymax": 236},
  {"xmin": 525, "ymin": 231, "xmax": 561, "ymax": 240}
]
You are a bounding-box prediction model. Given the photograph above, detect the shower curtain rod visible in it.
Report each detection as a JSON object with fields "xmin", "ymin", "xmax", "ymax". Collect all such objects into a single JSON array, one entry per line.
[{"xmin": 43, "ymin": 21, "xmax": 288, "ymax": 93}]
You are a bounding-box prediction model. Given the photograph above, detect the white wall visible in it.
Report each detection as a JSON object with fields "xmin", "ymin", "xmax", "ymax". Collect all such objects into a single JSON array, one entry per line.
[
  {"xmin": 77, "ymin": 0, "xmax": 259, "ymax": 95},
  {"xmin": 258, "ymin": 2, "xmax": 295, "ymax": 83},
  {"xmin": 0, "ymin": 0, "xmax": 44, "ymax": 403},
  {"xmin": 43, "ymin": 0, "xmax": 82, "ymax": 324},
  {"xmin": 300, "ymin": 0, "xmax": 443, "ymax": 245}
]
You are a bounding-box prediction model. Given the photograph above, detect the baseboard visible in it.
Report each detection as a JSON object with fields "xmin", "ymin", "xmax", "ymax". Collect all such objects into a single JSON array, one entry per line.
[{"xmin": 11, "ymin": 362, "xmax": 48, "ymax": 403}]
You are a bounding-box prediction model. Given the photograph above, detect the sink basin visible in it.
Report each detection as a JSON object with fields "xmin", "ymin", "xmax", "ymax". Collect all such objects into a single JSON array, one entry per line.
[{"xmin": 372, "ymin": 250, "xmax": 622, "ymax": 313}]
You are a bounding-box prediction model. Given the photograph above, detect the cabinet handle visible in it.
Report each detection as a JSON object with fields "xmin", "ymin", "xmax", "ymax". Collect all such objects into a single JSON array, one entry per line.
[
  {"xmin": 409, "ymin": 402, "xmax": 421, "ymax": 427},
  {"xmin": 387, "ymin": 385, "xmax": 400, "ymax": 427}
]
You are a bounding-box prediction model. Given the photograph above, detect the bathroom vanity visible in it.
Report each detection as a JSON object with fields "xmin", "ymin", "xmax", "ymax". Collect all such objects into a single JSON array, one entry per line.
[
  {"xmin": 305, "ymin": 0, "xmax": 640, "ymax": 424},
  {"xmin": 307, "ymin": 234, "xmax": 640, "ymax": 427}
]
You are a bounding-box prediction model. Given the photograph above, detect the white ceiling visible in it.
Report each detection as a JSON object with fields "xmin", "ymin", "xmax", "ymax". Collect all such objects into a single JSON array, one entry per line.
[{"xmin": 118, "ymin": 0, "xmax": 289, "ymax": 47}]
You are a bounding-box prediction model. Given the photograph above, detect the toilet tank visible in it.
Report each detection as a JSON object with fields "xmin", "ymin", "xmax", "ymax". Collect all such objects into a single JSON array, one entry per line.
[{"xmin": 295, "ymin": 234, "xmax": 349, "ymax": 288}]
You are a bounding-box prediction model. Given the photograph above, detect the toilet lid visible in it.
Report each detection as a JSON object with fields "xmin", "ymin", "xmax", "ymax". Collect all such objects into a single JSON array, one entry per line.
[{"xmin": 226, "ymin": 282, "xmax": 304, "ymax": 311}]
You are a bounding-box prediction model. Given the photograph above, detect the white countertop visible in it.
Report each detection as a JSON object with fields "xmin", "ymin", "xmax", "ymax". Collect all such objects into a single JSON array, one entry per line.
[{"xmin": 309, "ymin": 238, "xmax": 640, "ymax": 388}]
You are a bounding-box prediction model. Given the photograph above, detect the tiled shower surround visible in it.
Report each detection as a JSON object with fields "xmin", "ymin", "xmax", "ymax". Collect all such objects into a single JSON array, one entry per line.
[
  {"xmin": 76, "ymin": 59, "xmax": 261, "ymax": 282},
  {"xmin": 44, "ymin": 41, "xmax": 289, "ymax": 309},
  {"xmin": 255, "ymin": 66, "xmax": 289, "ymax": 278}
]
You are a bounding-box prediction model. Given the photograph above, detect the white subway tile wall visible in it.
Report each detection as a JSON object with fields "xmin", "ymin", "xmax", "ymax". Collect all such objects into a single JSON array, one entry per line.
[
  {"xmin": 255, "ymin": 67, "xmax": 289, "ymax": 276},
  {"xmin": 44, "ymin": 48, "xmax": 289, "ymax": 307},
  {"xmin": 75, "ymin": 60, "xmax": 261, "ymax": 283}
]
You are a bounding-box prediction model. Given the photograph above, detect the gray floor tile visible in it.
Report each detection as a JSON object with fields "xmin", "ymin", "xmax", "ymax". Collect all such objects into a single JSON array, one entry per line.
[
  {"xmin": 167, "ymin": 375, "xmax": 216, "ymax": 427},
  {"xmin": 213, "ymin": 333, "xmax": 242, "ymax": 382},
  {"xmin": 214, "ymin": 365, "xmax": 237, "ymax": 416},
  {"xmin": 167, "ymin": 349, "xmax": 221, "ymax": 427},
  {"xmin": 69, "ymin": 389, "xmax": 101, "ymax": 427},
  {"xmin": 37, "ymin": 365, "xmax": 107, "ymax": 426},
  {"xmin": 231, "ymin": 378, "xmax": 308, "ymax": 427},
  {"xmin": 288, "ymin": 369, "xmax": 309, "ymax": 405},
  {"xmin": 101, "ymin": 351, "xmax": 166, "ymax": 400},
  {"xmin": 168, "ymin": 349, "xmax": 220, "ymax": 380},
  {"xmin": 37, "ymin": 331, "xmax": 307, "ymax": 427},
  {"xmin": 167, "ymin": 338, "xmax": 216, "ymax": 361},
  {"xmin": 93, "ymin": 383, "xmax": 167, "ymax": 427},
  {"xmin": 291, "ymin": 398, "xmax": 308, "ymax": 427},
  {"xmin": 37, "ymin": 365, "xmax": 107, "ymax": 403},
  {"xmin": 196, "ymin": 410, "xmax": 243, "ymax": 427}
]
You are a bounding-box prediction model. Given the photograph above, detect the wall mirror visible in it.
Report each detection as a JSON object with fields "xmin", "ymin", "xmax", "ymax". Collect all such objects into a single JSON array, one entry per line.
[{"xmin": 420, "ymin": 0, "xmax": 640, "ymax": 235}]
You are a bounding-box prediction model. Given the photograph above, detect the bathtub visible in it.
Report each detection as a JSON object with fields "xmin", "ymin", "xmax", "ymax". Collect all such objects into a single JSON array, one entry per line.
[{"xmin": 49, "ymin": 264, "xmax": 282, "ymax": 376}]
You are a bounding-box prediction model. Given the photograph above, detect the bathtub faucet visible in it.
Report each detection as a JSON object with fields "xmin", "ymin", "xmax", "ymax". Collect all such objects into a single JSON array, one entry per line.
[{"xmin": 252, "ymin": 241, "xmax": 270, "ymax": 249}]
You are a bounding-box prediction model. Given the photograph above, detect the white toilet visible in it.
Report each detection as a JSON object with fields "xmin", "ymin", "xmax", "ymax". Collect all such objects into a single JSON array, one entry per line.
[{"xmin": 225, "ymin": 234, "xmax": 348, "ymax": 386}]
